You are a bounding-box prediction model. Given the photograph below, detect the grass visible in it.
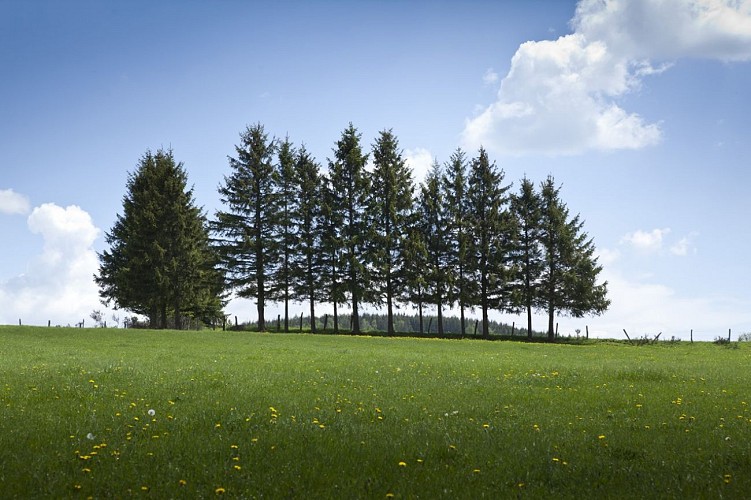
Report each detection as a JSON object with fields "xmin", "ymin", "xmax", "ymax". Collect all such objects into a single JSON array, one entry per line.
[{"xmin": 1, "ymin": 326, "xmax": 750, "ymax": 498}]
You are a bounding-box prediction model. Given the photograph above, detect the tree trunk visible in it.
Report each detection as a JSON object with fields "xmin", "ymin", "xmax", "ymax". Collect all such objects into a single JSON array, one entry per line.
[
  {"xmin": 309, "ymin": 290, "xmax": 316, "ymax": 333},
  {"xmin": 333, "ymin": 301, "xmax": 339, "ymax": 333}
]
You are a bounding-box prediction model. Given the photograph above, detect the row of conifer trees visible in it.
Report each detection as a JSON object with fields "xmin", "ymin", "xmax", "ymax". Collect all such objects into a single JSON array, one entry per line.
[{"xmin": 97, "ymin": 122, "xmax": 609, "ymax": 339}]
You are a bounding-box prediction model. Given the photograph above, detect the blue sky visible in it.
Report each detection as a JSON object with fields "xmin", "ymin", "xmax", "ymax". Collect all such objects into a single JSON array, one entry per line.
[{"xmin": 1, "ymin": 0, "xmax": 750, "ymax": 340}]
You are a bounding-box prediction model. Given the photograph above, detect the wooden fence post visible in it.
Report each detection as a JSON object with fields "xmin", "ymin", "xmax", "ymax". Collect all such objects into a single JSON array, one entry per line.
[
  {"xmin": 690, "ymin": 329, "xmax": 693, "ymax": 343},
  {"xmin": 728, "ymin": 328, "xmax": 732, "ymax": 342},
  {"xmin": 299, "ymin": 312, "xmax": 304, "ymax": 332},
  {"xmin": 323, "ymin": 314, "xmax": 329, "ymax": 331},
  {"xmin": 511, "ymin": 322, "xmax": 515, "ymax": 336},
  {"xmin": 427, "ymin": 318, "xmax": 433, "ymax": 335},
  {"xmin": 586, "ymin": 325, "xmax": 589, "ymax": 339},
  {"xmin": 474, "ymin": 320, "xmax": 479, "ymax": 336}
]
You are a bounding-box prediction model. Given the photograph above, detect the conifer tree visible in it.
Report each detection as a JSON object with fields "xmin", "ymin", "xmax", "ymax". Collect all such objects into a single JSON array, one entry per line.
[
  {"xmin": 96, "ymin": 149, "xmax": 222, "ymax": 329},
  {"xmin": 418, "ymin": 161, "xmax": 451, "ymax": 335},
  {"xmin": 510, "ymin": 177, "xmax": 544, "ymax": 339},
  {"xmin": 319, "ymin": 174, "xmax": 345, "ymax": 332},
  {"xmin": 442, "ymin": 148, "xmax": 473, "ymax": 336},
  {"xmin": 213, "ymin": 123, "xmax": 278, "ymax": 331},
  {"xmin": 291, "ymin": 145, "xmax": 323, "ymax": 332},
  {"xmin": 328, "ymin": 123, "xmax": 371, "ymax": 334},
  {"xmin": 369, "ymin": 129, "xmax": 415, "ymax": 335},
  {"xmin": 403, "ymin": 218, "xmax": 429, "ymax": 335},
  {"xmin": 273, "ymin": 136, "xmax": 296, "ymax": 331},
  {"xmin": 466, "ymin": 147, "xmax": 513, "ymax": 338},
  {"xmin": 538, "ymin": 176, "xmax": 610, "ymax": 340}
]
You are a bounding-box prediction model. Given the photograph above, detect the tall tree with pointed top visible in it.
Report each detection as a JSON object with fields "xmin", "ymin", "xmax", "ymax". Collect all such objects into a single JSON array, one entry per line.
[
  {"xmin": 537, "ymin": 176, "xmax": 610, "ymax": 340},
  {"xmin": 272, "ymin": 136, "xmax": 296, "ymax": 332},
  {"xmin": 369, "ymin": 129, "xmax": 415, "ymax": 335},
  {"xmin": 328, "ymin": 123, "xmax": 371, "ymax": 334},
  {"xmin": 291, "ymin": 145, "xmax": 323, "ymax": 332},
  {"xmin": 319, "ymin": 174, "xmax": 345, "ymax": 332},
  {"xmin": 418, "ymin": 161, "xmax": 451, "ymax": 335},
  {"xmin": 510, "ymin": 177, "xmax": 544, "ymax": 339},
  {"xmin": 213, "ymin": 123, "xmax": 278, "ymax": 331},
  {"xmin": 96, "ymin": 149, "xmax": 223, "ymax": 329},
  {"xmin": 466, "ymin": 147, "xmax": 513, "ymax": 338},
  {"xmin": 442, "ymin": 148, "xmax": 473, "ymax": 336}
]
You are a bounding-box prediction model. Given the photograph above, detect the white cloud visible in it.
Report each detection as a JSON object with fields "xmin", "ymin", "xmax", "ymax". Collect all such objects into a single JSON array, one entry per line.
[
  {"xmin": 462, "ymin": 0, "xmax": 751, "ymax": 155},
  {"xmin": 0, "ymin": 203, "xmax": 103, "ymax": 326},
  {"xmin": 670, "ymin": 232, "xmax": 699, "ymax": 256},
  {"xmin": 482, "ymin": 68, "xmax": 499, "ymax": 86},
  {"xmin": 0, "ymin": 189, "xmax": 31, "ymax": 215},
  {"xmin": 404, "ymin": 147, "xmax": 434, "ymax": 183},
  {"xmin": 621, "ymin": 228, "xmax": 670, "ymax": 252}
]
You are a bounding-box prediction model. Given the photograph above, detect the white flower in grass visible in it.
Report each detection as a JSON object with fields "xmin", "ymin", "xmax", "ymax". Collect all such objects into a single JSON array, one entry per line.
[
  {"xmin": 148, "ymin": 409, "xmax": 156, "ymax": 417},
  {"xmin": 86, "ymin": 433, "xmax": 95, "ymax": 440}
]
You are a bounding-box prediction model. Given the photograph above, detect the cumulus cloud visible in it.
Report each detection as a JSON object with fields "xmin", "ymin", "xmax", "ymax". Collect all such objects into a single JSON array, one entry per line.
[
  {"xmin": 404, "ymin": 147, "xmax": 434, "ymax": 183},
  {"xmin": 0, "ymin": 188, "xmax": 31, "ymax": 215},
  {"xmin": 669, "ymin": 231, "xmax": 699, "ymax": 256},
  {"xmin": 462, "ymin": 0, "xmax": 751, "ymax": 155},
  {"xmin": 0, "ymin": 203, "xmax": 102, "ymax": 325},
  {"xmin": 621, "ymin": 228, "xmax": 670, "ymax": 252}
]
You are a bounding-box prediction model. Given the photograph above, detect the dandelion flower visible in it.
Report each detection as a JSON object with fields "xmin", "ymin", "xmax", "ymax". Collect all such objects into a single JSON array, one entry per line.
[
  {"xmin": 86, "ymin": 433, "xmax": 95, "ymax": 440},
  {"xmin": 215, "ymin": 487, "xmax": 226, "ymax": 494},
  {"xmin": 398, "ymin": 461, "xmax": 407, "ymax": 467},
  {"xmin": 179, "ymin": 479, "xmax": 187, "ymax": 486},
  {"xmin": 598, "ymin": 435, "xmax": 606, "ymax": 440}
]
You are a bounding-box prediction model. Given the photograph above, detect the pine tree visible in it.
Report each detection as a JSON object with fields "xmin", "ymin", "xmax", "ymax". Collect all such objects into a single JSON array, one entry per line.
[
  {"xmin": 213, "ymin": 123, "xmax": 278, "ymax": 331},
  {"xmin": 319, "ymin": 174, "xmax": 345, "ymax": 332},
  {"xmin": 466, "ymin": 147, "xmax": 513, "ymax": 338},
  {"xmin": 96, "ymin": 149, "xmax": 223, "ymax": 329},
  {"xmin": 273, "ymin": 136, "xmax": 296, "ymax": 332},
  {"xmin": 369, "ymin": 129, "xmax": 415, "ymax": 335},
  {"xmin": 538, "ymin": 176, "xmax": 610, "ymax": 340},
  {"xmin": 291, "ymin": 145, "xmax": 323, "ymax": 332},
  {"xmin": 403, "ymin": 218, "xmax": 429, "ymax": 335},
  {"xmin": 510, "ymin": 177, "xmax": 544, "ymax": 339},
  {"xmin": 442, "ymin": 148, "xmax": 473, "ymax": 336},
  {"xmin": 328, "ymin": 123, "xmax": 371, "ymax": 334},
  {"xmin": 418, "ymin": 161, "xmax": 451, "ymax": 335}
]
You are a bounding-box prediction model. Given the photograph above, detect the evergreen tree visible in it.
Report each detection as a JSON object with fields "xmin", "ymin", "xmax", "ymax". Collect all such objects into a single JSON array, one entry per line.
[
  {"xmin": 213, "ymin": 123, "xmax": 278, "ymax": 331},
  {"xmin": 403, "ymin": 219, "xmax": 429, "ymax": 335},
  {"xmin": 369, "ymin": 129, "xmax": 415, "ymax": 335},
  {"xmin": 538, "ymin": 176, "xmax": 610, "ymax": 340},
  {"xmin": 291, "ymin": 145, "xmax": 323, "ymax": 332},
  {"xmin": 273, "ymin": 136, "xmax": 296, "ymax": 332},
  {"xmin": 319, "ymin": 174, "xmax": 345, "ymax": 332},
  {"xmin": 442, "ymin": 148, "xmax": 473, "ymax": 336},
  {"xmin": 328, "ymin": 123, "xmax": 371, "ymax": 334},
  {"xmin": 466, "ymin": 147, "xmax": 513, "ymax": 338},
  {"xmin": 418, "ymin": 161, "xmax": 451, "ymax": 335},
  {"xmin": 510, "ymin": 177, "xmax": 544, "ymax": 339},
  {"xmin": 96, "ymin": 149, "xmax": 223, "ymax": 329}
]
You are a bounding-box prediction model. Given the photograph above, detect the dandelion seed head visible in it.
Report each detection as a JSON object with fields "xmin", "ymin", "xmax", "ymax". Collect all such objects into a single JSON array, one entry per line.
[{"xmin": 148, "ymin": 409, "xmax": 155, "ymax": 416}]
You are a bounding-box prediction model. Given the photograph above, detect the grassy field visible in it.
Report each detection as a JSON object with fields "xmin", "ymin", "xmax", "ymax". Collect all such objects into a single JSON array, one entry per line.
[{"xmin": 1, "ymin": 326, "xmax": 749, "ymax": 498}]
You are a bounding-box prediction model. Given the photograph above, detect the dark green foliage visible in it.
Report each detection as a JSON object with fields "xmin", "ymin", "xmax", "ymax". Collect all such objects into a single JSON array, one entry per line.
[
  {"xmin": 213, "ymin": 123, "xmax": 278, "ymax": 331},
  {"xmin": 328, "ymin": 123, "xmax": 371, "ymax": 334},
  {"xmin": 466, "ymin": 148, "xmax": 513, "ymax": 338},
  {"xmin": 369, "ymin": 129, "xmax": 415, "ymax": 335},
  {"xmin": 442, "ymin": 148, "xmax": 473, "ymax": 336},
  {"xmin": 537, "ymin": 176, "xmax": 610, "ymax": 340},
  {"xmin": 273, "ymin": 137, "xmax": 296, "ymax": 332},
  {"xmin": 290, "ymin": 145, "xmax": 323, "ymax": 332},
  {"xmin": 510, "ymin": 177, "xmax": 544, "ymax": 338},
  {"xmin": 417, "ymin": 161, "xmax": 452, "ymax": 335},
  {"xmin": 96, "ymin": 149, "xmax": 223, "ymax": 329}
]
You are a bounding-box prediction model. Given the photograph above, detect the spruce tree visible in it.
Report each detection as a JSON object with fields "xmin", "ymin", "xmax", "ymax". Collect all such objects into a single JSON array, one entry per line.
[
  {"xmin": 442, "ymin": 148, "xmax": 473, "ymax": 336},
  {"xmin": 466, "ymin": 147, "xmax": 513, "ymax": 338},
  {"xmin": 328, "ymin": 123, "xmax": 371, "ymax": 334},
  {"xmin": 96, "ymin": 149, "xmax": 222, "ymax": 329},
  {"xmin": 418, "ymin": 161, "xmax": 451, "ymax": 335},
  {"xmin": 510, "ymin": 177, "xmax": 544, "ymax": 339},
  {"xmin": 403, "ymin": 219, "xmax": 429, "ymax": 335},
  {"xmin": 538, "ymin": 176, "xmax": 610, "ymax": 340},
  {"xmin": 319, "ymin": 174, "xmax": 345, "ymax": 332},
  {"xmin": 291, "ymin": 145, "xmax": 323, "ymax": 332},
  {"xmin": 369, "ymin": 129, "xmax": 415, "ymax": 335},
  {"xmin": 213, "ymin": 123, "xmax": 278, "ymax": 331},
  {"xmin": 273, "ymin": 136, "xmax": 296, "ymax": 332}
]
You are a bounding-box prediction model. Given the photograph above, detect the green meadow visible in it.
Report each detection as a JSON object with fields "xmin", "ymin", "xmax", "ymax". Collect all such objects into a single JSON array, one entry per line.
[{"xmin": 1, "ymin": 326, "xmax": 749, "ymax": 498}]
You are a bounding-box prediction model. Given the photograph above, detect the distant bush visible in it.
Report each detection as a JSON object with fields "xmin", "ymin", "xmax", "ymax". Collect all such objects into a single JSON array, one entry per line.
[{"xmin": 738, "ymin": 332, "xmax": 751, "ymax": 342}]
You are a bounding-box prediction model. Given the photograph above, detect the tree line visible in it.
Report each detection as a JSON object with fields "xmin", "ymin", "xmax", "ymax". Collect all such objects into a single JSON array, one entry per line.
[{"xmin": 96, "ymin": 123, "xmax": 609, "ymax": 341}]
